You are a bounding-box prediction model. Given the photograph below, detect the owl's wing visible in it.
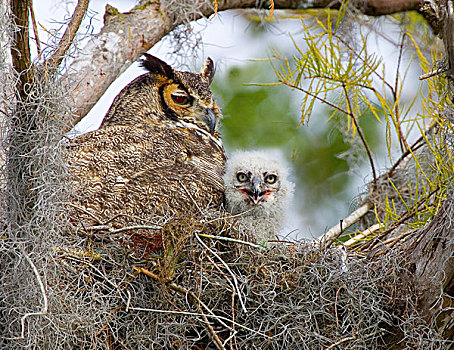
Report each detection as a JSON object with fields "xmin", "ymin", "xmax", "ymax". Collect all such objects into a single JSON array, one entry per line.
[{"xmin": 66, "ymin": 124, "xmax": 225, "ymax": 228}]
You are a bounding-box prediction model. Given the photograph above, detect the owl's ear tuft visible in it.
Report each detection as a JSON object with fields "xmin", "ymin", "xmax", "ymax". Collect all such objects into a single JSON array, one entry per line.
[
  {"xmin": 139, "ymin": 53, "xmax": 175, "ymax": 79},
  {"xmin": 201, "ymin": 57, "xmax": 215, "ymax": 85}
]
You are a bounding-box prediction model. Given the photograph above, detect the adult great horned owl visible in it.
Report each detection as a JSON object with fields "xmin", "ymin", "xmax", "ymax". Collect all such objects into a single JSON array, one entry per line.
[
  {"xmin": 66, "ymin": 54, "xmax": 225, "ymax": 231},
  {"xmin": 224, "ymin": 150, "xmax": 294, "ymax": 244}
]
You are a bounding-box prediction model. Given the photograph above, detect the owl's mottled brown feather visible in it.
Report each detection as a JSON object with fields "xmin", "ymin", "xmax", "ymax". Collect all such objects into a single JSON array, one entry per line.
[{"xmin": 66, "ymin": 55, "xmax": 225, "ymax": 231}]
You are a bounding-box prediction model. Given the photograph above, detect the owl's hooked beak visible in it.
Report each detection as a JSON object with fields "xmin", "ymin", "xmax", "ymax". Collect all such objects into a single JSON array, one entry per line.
[
  {"xmin": 248, "ymin": 176, "xmax": 266, "ymax": 205},
  {"xmin": 203, "ymin": 108, "xmax": 217, "ymax": 134}
]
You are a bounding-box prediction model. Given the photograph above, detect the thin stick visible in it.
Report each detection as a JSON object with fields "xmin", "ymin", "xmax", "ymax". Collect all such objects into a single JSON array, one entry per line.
[
  {"xmin": 5, "ymin": 251, "xmax": 48, "ymax": 340},
  {"xmin": 85, "ymin": 224, "xmax": 162, "ymax": 233},
  {"xmin": 319, "ymin": 202, "xmax": 372, "ymax": 246},
  {"xmin": 133, "ymin": 267, "xmax": 269, "ymax": 343},
  {"xmin": 67, "ymin": 202, "xmax": 104, "ymax": 225},
  {"xmin": 419, "ymin": 68, "xmax": 446, "ymax": 80},
  {"xmin": 355, "ymin": 187, "xmax": 439, "ymax": 252},
  {"xmin": 334, "ymin": 286, "xmax": 344, "ymax": 329},
  {"xmin": 393, "ymin": 33, "xmax": 410, "ymax": 153},
  {"xmin": 334, "ymin": 34, "xmax": 394, "ymax": 94},
  {"xmin": 198, "ymin": 233, "xmax": 266, "ymax": 251},
  {"xmin": 47, "ymin": 0, "xmax": 90, "ymax": 68},
  {"xmin": 325, "ymin": 335, "xmax": 356, "ymax": 350},
  {"xmin": 343, "ymin": 84, "xmax": 377, "ymax": 189},
  {"xmin": 65, "ymin": 256, "xmax": 119, "ymax": 290},
  {"xmin": 128, "ymin": 306, "xmax": 269, "ymax": 338},
  {"xmin": 29, "ymin": 4, "xmax": 41, "ymax": 57},
  {"xmin": 343, "ymin": 223, "xmax": 382, "ymax": 247},
  {"xmin": 179, "ymin": 180, "xmax": 205, "ymax": 216},
  {"xmin": 195, "ymin": 233, "xmax": 248, "ymax": 314},
  {"xmin": 133, "ymin": 267, "xmax": 232, "ymax": 331},
  {"xmin": 280, "ymin": 81, "xmax": 351, "ymax": 116},
  {"xmin": 109, "ymin": 225, "xmax": 162, "ymax": 233}
]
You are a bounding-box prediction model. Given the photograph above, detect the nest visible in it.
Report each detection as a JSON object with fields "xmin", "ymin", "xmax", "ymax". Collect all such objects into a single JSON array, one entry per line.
[{"xmin": 1, "ymin": 214, "xmax": 448, "ymax": 349}]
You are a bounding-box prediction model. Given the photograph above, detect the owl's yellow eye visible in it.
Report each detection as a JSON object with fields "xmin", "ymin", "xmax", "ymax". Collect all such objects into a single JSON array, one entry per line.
[
  {"xmin": 171, "ymin": 90, "xmax": 190, "ymax": 105},
  {"xmin": 236, "ymin": 172, "xmax": 248, "ymax": 183},
  {"xmin": 265, "ymin": 174, "xmax": 277, "ymax": 184}
]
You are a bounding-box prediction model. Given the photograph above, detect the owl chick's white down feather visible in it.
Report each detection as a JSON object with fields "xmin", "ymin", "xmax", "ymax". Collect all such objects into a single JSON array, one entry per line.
[{"xmin": 223, "ymin": 150, "xmax": 295, "ymax": 244}]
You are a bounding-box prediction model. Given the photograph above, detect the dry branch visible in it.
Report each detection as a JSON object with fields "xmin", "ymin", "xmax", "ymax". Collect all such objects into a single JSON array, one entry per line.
[
  {"xmin": 319, "ymin": 202, "xmax": 372, "ymax": 245},
  {"xmin": 46, "ymin": 0, "xmax": 90, "ymax": 69}
]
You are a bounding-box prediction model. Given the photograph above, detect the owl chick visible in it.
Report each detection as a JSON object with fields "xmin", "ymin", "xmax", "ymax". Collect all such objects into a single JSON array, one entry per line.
[{"xmin": 223, "ymin": 150, "xmax": 295, "ymax": 244}]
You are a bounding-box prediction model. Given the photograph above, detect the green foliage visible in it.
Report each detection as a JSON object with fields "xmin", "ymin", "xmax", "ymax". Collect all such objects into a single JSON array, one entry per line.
[
  {"xmin": 213, "ymin": 8, "xmax": 453, "ymax": 239},
  {"xmin": 213, "ymin": 63, "xmax": 366, "ymax": 228},
  {"xmin": 270, "ymin": 8, "xmax": 454, "ymax": 243},
  {"xmin": 214, "ymin": 65, "xmax": 296, "ymax": 149}
]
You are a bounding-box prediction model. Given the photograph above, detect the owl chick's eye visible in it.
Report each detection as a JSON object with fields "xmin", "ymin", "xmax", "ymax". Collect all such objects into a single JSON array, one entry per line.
[
  {"xmin": 171, "ymin": 90, "xmax": 190, "ymax": 105},
  {"xmin": 265, "ymin": 174, "xmax": 278, "ymax": 184},
  {"xmin": 236, "ymin": 172, "xmax": 249, "ymax": 183}
]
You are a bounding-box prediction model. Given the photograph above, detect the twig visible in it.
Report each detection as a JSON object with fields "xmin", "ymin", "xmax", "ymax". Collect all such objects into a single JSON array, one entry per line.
[
  {"xmin": 393, "ymin": 33, "xmax": 410, "ymax": 153},
  {"xmin": 387, "ymin": 129, "xmax": 432, "ymax": 178},
  {"xmin": 52, "ymin": 246, "xmax": 101, "ymax": 260},
  {"xmin": 127, "ymin": 306, "xmax": 269, "ymax": 338},
  {"xmin": 419, "ymin": 68, "xmax": 446, "ymax": 80},
  {"xmin": 85, "ymin": 224, "xmax": 162, "ymax": 233},
  {"xmin": 342, "ymin": 84, "xmax": 378, "ymax": 189},
  {"xmin": 29, "ymin": 5, "xmax": 41, "ymax": 57},
  {"xmin": 67, "ymin": 202, "xmax": 104, "ymax": 225},
  {"xmin": 65, "ymin": 256, "xmax": 119, "ymax": 290},
  {"xmin": 325, "ymin": 335, "xmax": 356, "ymax": 350},
  {"xmin": 334, "ymin": 286, "xmax": 344, "ymax": 329},
  {"xmin": 133, "ymin": 267, "xmax": 269, "ymax": 346},
  {"xmin": 47, "ymin": 0, "xmax": 90, "ymax": 68},
  {"xmin": 383, "ymin": 228, "xmax": 419, "ymax": 248},
  {"xmin": 133, "ymin": 266, "xmax": 230, "ymax": 348},
  {"xmin": 125, "ymin": 290, "xmax": 131, "ymax": 312},
  {"xmin": 179, "ymin": 180, "xmax": 204, "ymax": 216},
  {"xmin": 334, "ymin": 34, "xmax": 394, "ymax": 94},
  {"xmin": 195, "ymin": 233, "xmax": 248, "ymax": 314},
  {"xmin": 198, "ymin": 233, "xmax": 266, "ymax": 251},
  {"xmin": 280, "ymin": 81, "xmax": 351, "ymax": 116},
  {"xmin": 109, "ymin": 225, "xmax": 162, "ymax": 234},
  {"xmin": 343, "ymin": 223, "xmax": 382, "ymax": 247},
  {"xmin": 5, "ymin": 251, "xmax": 48, "ymax": 340},
  {"xmin": 355, "ymin": 187, "xmax": 440, "ymax": 252},
  {"xmin": 319, "ymin": 202, "xmax": 372, "ymax": 246}
]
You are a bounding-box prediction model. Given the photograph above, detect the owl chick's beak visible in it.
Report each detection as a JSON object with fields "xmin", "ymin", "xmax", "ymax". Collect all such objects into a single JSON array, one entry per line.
[
  {"xmin": 248, "ymin": 177, "xmax": 266, "ymax": 205},
  {"xmin": 203, "ymin": 108, "xmax": 217, "ymax": 134}
]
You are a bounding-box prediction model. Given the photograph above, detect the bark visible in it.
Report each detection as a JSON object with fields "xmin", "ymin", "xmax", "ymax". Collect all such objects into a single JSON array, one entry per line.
[
  {"xmin": 63, "ymin": 0, "xmax": 422, "ymax": 131},
  {"xmin": 404, "ymin": 199, "xmax": 454, "ymax": 340},
  {"xmin": 9, "ymin": 0, "xmax": 36, "ymax": 225},
  {"xmin": 11, "ymin": 0, "xmax": 33, "ymax": 96}
]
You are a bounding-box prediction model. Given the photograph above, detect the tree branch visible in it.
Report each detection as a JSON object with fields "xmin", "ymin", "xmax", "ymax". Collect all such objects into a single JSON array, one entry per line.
[
  {"xmin": 46, "ymin": 0, "xmax": 90, "ymax": 69},
  {"xmin": 63, "ymin": 0, "xmax": 422, "ymax": 131},
  {"xmin": 11, "ymin": 0, "xmax": 33, "ymax": 98}
]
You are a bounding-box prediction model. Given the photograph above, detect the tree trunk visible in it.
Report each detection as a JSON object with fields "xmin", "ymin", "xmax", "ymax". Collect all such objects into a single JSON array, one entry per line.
[{"xmin": 404, "ymin": 196, "xmax": 454, "ymax": 340}]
